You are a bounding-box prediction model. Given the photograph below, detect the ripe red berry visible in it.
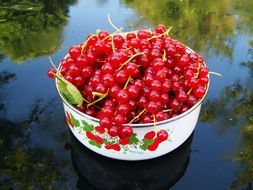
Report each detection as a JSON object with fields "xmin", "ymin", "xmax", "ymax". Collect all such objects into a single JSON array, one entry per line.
[
  {"xmin": 119, "ymin": 126, "xmax": 133, "ymax": 139},
  {"xmin": 47, "ymin": 69, "xmax": 56, "ymax": 78},
  {"xmin": 199, "ymin": 66, "xmax": 209, "ymax": 77},
  {"xmin": 169, "ymin": 99, "xmax": 180, "ymax": 110},
  {"xmin": 127, "ymin": 85, "xmax": 139, "ymax": 99},
  {"xmin": 194, "ymin": 86, "xmax": 206, "ymax": 98},
  {"xmin": 99, "ymin": 116, "xmax": 112, "ymax": 128},
  {"xmin": 56, "ymin": 25, "xmax": 210, "ymax": 127},
  {"xmin": 146, "ymin": 101, "xmax": 159, "ymax": 114},
  {"xmin": 117, "ymin": 89, "xmax": 129, "ymax": 103},
  {"xmin": 108, "ymin": 125, "xmax": 119, "ymax": 137},
  {"xmin": 69, "ymin": 45, "xmax": 81, "ymax": 60},
  {"xmin": 178, "ymin": 54, "xmax": 190, "ymax": 67},
  {"xmin": 155, "ymin": 24, "xmax": 166, "ymax": 34},
  {"xmin": 117, "ymin": 103, "xmax": 130, "ymax": 115}
]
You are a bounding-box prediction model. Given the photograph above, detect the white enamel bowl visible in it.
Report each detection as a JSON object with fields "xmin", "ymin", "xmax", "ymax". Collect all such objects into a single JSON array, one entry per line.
[{"xmin": 56, "ymin": 47, "xmax": 209, "ymax": 161}]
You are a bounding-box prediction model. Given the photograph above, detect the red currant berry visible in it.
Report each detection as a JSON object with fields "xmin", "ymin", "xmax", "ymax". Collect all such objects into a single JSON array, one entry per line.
[
  {"xmin": 74, "ymin": 75, "xmax": 85, "ymax": 86},
  {"xmin": 127, "ymin": 85, "xmax": 139, "ymax": 99},
  {"xmin": 69, "ymin": 45, "xmax": 81, "ymax": 60},
  {"xmin": 98, "ymin": 30, "xmax": 110, "ymax": 40},
  {"xmin": 99, "ymin": 116, "xmax": 112, "ymax": 128},
  {"xmin": 109, "ymin": 85, "xmax": 121, "ymax": 98},
  {"xmin": 108, "ymin": 125, "xmax": 119, "ymax": 137},
  {"xmin": 176, "ymin": 90, "xmax": 188, "ymax": 103},
  {"xmin": 155, "ymin": 24, "xmax": 166, "ymax": 34},
  {"xmin": 117, "ymin": 89, "xmax": 129, "ymax": 103},
  {"xmin": 199, "ymin": 66, "xmax": 209, "ymax": 77},
  {"xmin": 194, "ymin": 86, "xmax": 206, "ymax": 98},
  {"xmin": 126, "ymin": 32, "xmax": 136, "ymax": 40},
  {"xmin": 146, "ymin": 101, "xmax": 159, "ymax": 114},
  {"xmin": 117, "ymin": 103, "xmax": 130, "ymax": 115},
  {"xmin": 119, "ymin": 126, "xmax": 133, "ymax": 139},
  {"xmin": 178, "ymin": 54, "xmax": 190, "ymax": 67},
  {"xmin": 113, "ymin": 114, "xmax": 126, "ymax": 125},
  {"xmin": 151, "ymin": 58, "xmax": 164, "ymax": 71},
  {"xmin": 47, "ymin": 69, "xmax": 56, "ymax": 78},
  {"xmin": 187, "ymin": 95, "xmax": 197, "ymax": 106},
  {"xmin": 103, "ymin": 74, "xmax": 114, "ymax": 87},
  {"xmin": 169, "ymin": 99, "xmax": 180, "ymax": 110}
]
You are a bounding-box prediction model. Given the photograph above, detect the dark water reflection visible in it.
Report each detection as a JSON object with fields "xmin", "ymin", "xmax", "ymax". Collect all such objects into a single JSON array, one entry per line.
[
  {"xmin": 72, "ymin": 133, "xmax": 192, "ymax": 190},
  {"xmin": 0, "ymin": 0, "xmax": 253, "ymax": 189}
]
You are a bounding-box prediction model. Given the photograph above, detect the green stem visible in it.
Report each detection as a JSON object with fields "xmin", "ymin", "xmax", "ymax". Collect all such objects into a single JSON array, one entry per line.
[
  {"xmin": 148, "ymin": 27, "xmax": 173, "ymax": 41},
  {"xmin": 187, "ymin": 88, "xmax": 192, "ymax": 95},
  {"xmin": 123, "ymin": 76, "xmax": 132, "ymax": 89},
  {"xmin": 129, "ymin": 109, "xmax": 146, "ymax": 124},
  {"xmin": 107, "ymin": 14, "xmax": 122, "ymax": 32},
  {"xmin": 162, "ymin": 109, "xmax": 173, "ymax": 113},
  {"xmin": 163, "ymin": 49, "xmax": 167, "ymax": 61},
  {"xmin": 209, "ymin": 71, "xmax": 222, "ymax": 77},
  {"xmin": 117, "ymin": 52, "xmax": 145, "ymax": 71},
  {"xmin": 112, "ymin": 35, "xmax": 116, "ymax": 53},
  {"xmin": 81, "ymin": 34, "xmax": 96, "ymax": 54},
  {"xmin": 88, "ymin": 90, "xmax": 108, "ymax": 107}
]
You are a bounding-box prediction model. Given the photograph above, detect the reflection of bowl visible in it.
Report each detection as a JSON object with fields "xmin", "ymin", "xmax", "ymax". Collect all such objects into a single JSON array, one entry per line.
[
  {"xmin": 71, "ymin": 132, "xmax": 193, "ymax": 190},
  {"xmin": 56, "ymin": 47, "xmax": 209, "ymax": 161}
]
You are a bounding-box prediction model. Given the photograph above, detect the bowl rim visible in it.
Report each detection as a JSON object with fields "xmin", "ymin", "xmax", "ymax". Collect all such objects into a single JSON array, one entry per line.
[{"xmin": 55, "ymin": 46, "xmax": 209, "ymax": 128}]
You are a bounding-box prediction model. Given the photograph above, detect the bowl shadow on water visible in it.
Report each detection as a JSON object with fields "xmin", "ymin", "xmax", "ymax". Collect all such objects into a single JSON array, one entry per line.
[{"xmin": 70, "ymin": 132, "xmax": 194, "ymax": 190}]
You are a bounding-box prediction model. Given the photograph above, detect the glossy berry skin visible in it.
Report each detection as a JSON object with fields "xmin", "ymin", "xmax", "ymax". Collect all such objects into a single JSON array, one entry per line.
[
  {"xmin": 99, "ymin": 116, "xmax": 112, "ymax": 128},
  {"xmin": 146, "ymin": 101, "xmax": 159, "ymax": 114},
  {"xmin": 47, "ymin": 69, "xmax": 56, "ymax": 78},
  {"xmin": 69, "ymin": 45, "xmax": 81, "ymax": 60},
  {"xmin": 155, "ymin": 24, "xmax": 166, "ymax": 34},
  {"xmin": 49, "ymin": 24, "xmax": 210, "ymax": 127},
  {"xmin": 119, "ymin": 126, "xmax": 133, "ymax": 139},
  {"xmin": 117, "ymin": 90, "xmax": 129, "ymax": 103},
  {"xmin": 194, "ymin": 86, "xmax": 206, "ymax": 98},
  {"xmin": 108, "ymin": 125, "xmax": 118, "ymax": 137}
]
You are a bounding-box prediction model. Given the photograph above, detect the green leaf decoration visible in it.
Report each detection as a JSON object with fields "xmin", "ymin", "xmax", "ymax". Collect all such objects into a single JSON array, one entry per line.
[
  {"xmin": 103, "ymin": 139, "xmax": 109, "ymax": 144},
  {"xmin": 81, "ymin": 120, "xmax": 94, "ymax": 132},
  {"xmin": 88, "ymin": 140, "xmax": 101, "ymax": 148},
  {"xmin": 55, "ymin": 74, "xmax": 83, "ymax": 106},
  {"xmin": 140, "ymin": 138, "xmax": 154, "ymax": 151},
  {"xmin": 70, "ymin": 113, "xmax": 80, "ymax": 127},
  {"xmin": 129, "ymin": 133, "xmax": 139, "ymax": 145}
]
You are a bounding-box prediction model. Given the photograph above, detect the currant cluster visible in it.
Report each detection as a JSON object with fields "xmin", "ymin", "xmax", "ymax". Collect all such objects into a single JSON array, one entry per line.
[{"xmin": 48, "ymin": 24, "xmax": 209, "ymax": 139}]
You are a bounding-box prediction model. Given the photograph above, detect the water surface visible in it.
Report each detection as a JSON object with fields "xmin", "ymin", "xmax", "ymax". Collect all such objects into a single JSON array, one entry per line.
[{"xmin": 0, "ymin": 0, "xmax": 253, "ymax": 189}]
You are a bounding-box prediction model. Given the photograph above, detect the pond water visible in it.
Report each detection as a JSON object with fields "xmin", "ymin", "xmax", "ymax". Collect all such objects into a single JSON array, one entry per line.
[{"xmin": 0, "ymin": 0, "xmax": 253, "ymax": 189}]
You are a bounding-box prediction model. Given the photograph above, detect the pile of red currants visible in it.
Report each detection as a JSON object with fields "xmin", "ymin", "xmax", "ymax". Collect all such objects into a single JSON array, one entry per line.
[{"xmin": 48, "ymin": 24, "xmax": 209, "ymax": 138}]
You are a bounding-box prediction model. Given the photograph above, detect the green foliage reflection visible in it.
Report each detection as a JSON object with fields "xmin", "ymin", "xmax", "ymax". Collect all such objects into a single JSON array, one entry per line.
[
  {"xmin": 122, "ymin": 0, "xmax": 253, "ymax": 58},
  {"xmin": 200, "ymin": 43, "xmax": 253, "ymax": 189},
  {"xmin": 0, "ymin": 0, "xmax": 77, "ymax": 63},
  {"xmin": 0, "ymin": 98, "xmax": 71, "ymax": 190}
]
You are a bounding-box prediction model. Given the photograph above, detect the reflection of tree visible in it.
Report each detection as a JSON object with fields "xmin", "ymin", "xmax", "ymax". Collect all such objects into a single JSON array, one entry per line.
[
  {"xmin": 0, "ymin": 0, "xmax": 77, "ymax": 63},
  {"xmin": 0, "ymin": 71, "xmax": 16, "ymax": 113},
  {"xmin": 0, "ymin": 71, "xmax": 16, "ymax": 85},
  {"xmin": 0, "ymin": 98, "xmax": 71, "ymax": 190},
  {"xmin": 234, "ymin": 0, "xmax": 253, "ymax": 34},
  {"xmin": 0, "ymin": 70, "xmax": 73, "ymax": 189},
  {"xmin": 200, "ymin": 46, "xmax": 253, "ymax": 189},
  {"xmin": 121, "ymin": 0, "xmax": 253, "ymax": 58}
]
